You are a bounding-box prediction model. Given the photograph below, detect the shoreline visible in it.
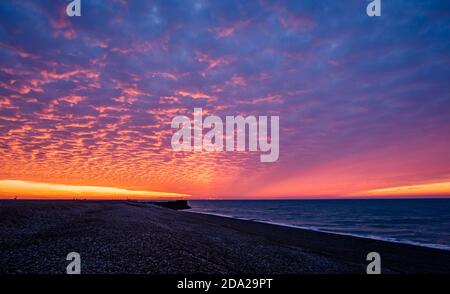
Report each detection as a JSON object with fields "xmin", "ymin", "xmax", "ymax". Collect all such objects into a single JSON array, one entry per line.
[
  {"xmin": 1, "ymin": 200, "xmax": 449, "ymax": 274},
  {"xmin": 186, "ymin": 209, "xmax": 450, "ymax": 251},
  {"xmin": 180, "ymin": 209, "xmax": 450, "ymax": 274}
]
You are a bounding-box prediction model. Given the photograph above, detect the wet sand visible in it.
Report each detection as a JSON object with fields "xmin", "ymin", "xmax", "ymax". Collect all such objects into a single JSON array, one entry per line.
[{"xmin": 0, "ymin": 200, "xmax": 449, "ymax": 274}]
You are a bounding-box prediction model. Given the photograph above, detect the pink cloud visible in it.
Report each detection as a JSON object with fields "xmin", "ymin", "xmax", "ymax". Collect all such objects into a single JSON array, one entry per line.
[{"xmin": 176, "ymin": 90, "xmax": 215, "ymax": 100}]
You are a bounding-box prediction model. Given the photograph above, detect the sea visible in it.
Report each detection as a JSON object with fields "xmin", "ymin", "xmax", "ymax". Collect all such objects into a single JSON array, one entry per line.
[{"xmin": 188, "ymin": 199, "xmax": 450, "ymax": 250}]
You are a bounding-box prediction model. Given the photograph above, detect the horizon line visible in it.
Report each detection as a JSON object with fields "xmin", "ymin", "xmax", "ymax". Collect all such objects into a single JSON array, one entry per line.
[{"xmin": 2, "ymin": 196, "xmax": 450, "ymax": 201}]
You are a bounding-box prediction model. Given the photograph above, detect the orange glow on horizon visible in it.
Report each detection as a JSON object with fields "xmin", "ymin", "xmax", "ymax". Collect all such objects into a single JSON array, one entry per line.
[
  {"xmin": 359, "ymin": 181, "xmax": 450, "ymax": 197},
  {"xmin": 0, "ymin": 180, "xmax": 190, "ymax": 200}
]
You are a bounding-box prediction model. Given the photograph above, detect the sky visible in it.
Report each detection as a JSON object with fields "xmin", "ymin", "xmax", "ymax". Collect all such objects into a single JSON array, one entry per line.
[{"xmin": 0, "ymin": 0, "xmax": 449, "ymax": 199}]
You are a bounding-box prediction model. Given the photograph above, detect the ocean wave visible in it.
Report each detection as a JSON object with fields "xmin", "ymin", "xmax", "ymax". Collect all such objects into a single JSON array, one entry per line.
[{"xmin": 187, "ymin": 209, "xmax": 450, "ymax": 251}]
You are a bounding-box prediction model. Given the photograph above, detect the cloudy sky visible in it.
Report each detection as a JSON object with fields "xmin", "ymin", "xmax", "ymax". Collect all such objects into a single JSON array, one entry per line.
[{"xmin": 0, "ymin": 0, "xmax": 449, "ymax": 198}]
